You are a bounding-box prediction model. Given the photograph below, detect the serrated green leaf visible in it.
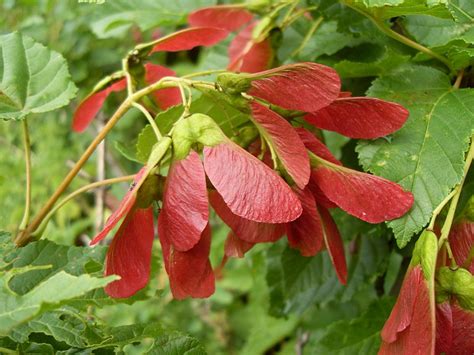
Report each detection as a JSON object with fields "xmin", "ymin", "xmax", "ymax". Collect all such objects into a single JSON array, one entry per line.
[
  {"xmin": 90, "ymin": 0, "xmax": 215, "ymax": 39},
  {"xmin": 9, "ymin": 308, "xmax": 104, "ymax": 348},
  {"xmin": 0, "ymin": 32, "xmax": 77, "ymax": 120},
  {"xmin": 305, "ymin": 297, "xmax": 394, "ymax": 354},
  {"xmin": 267, "ymin": 232, "xmax": 389, "ymax": 316},
  {"xmin": 357, "ymin": 65, "xmax": 474, "ymax": 247},
  {"xmin": 343, "ymin": 0, "xmax": 452, "ymax": 18},
  {"xmin": 190, "ymin": 91, "xmax": 251, "ymax": 136},
  {"xmin": 404, "ymin": 15, "xmax": 474, "ymax": 47},
  {"xmin": 136, "ymin": 94, "xmax": 250, "ymax": 162},
  {"xmin": 334, "ymin": 46, "xmax": 409, "ymax": 78},
  {"xmin": 0, "ymin": 267, "xmax": 116, "ymax": 335},
  {"xmin": 4, "ymin": 239, "xmax": 107, "ymax": 295},
  {"xmin": 446, "ymin": 0, "xmax": 474, "ymax": 23},
  {"xmin": 90, "ymin": 322, "xmax": 206, "ymax": 354}
]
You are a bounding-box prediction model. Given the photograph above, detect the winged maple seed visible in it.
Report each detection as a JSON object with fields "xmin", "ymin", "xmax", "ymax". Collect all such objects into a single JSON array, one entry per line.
[{"xmin": 188, "ymin": 5, "xmax": 273, "ymax": 72}]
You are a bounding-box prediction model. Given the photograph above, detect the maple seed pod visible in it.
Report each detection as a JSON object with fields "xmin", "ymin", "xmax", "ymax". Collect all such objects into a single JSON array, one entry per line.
[
  {"xmin": 217, "ymin": 72, "xmax": 252, "ymax": 95},
  {"xmin": 171, "ymin": 113, "xmax": 225, "ymax": 160}
]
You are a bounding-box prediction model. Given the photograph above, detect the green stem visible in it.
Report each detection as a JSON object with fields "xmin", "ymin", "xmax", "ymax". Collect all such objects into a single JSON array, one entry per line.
[
  {"xmin": 438, "ymin": 135, "xmax": 474, "ymax": 251},
  {"xmin": 33, "ymin": 175, "xmax": 135, "ymax": 239},
  {"xmin": 427, "ymin": 189, "xmax": 457, "ymax": 230},
  {"xmin": 122, "ymin": 58, "xmax": 134, "ymax": 96},
  {"xmin": 182, "ymin": 69, "xmax": 227, "ymax": 79},
  {"xmin": 427, "ymin": 69, "xmax": 465, "ymax": 230},
  {"xmin": 19, "ymin": 118, "xmax": 32, "ymax": 231},
  {"xmin": 132, "ymin": 102, "xmax": 162, "ymax": 140},
  {"xmin": 345, "ymin": 4, "xmax": 452, "ymax": 70}
]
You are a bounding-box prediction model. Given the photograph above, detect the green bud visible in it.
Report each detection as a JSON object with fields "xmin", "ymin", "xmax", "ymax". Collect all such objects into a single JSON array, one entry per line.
[
  {"xmin": 172, "ymin": 114, "xmax": 225, "ymax": 160},
  {"xmin": 231, "ymin": 125, "xmax": 259, "ymax": 147},
  {"xmin": 217, "ymin": 72, "xmax": 252, "ymax": 95},
  {"xmin": 436, "ymin": 267, "xmax": 474, "ymax": 311},
  {"xmin": 410, "ymin": 230, "xmax": 438, "ymax": 281},
  {"xmin": 245, "ymin": 0, "xmax": 272, "ymax": 13}
]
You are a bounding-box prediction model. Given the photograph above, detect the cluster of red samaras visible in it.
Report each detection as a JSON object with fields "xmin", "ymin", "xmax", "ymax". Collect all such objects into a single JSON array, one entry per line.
[
  {"xmin": 71, "ymin": 5, "xmax": 417, "ymax": 300},
  {"xmin": 88, "ymin": 59, "xmax": 414, "ymax": 299},
  {"xmin": 379, "ymin": 226, "xmax": 474, "ymax": 355}
]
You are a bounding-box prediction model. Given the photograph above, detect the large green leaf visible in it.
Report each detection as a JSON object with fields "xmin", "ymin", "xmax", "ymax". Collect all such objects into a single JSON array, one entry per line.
[
  {"xmin": 0, "ymin": 267, "xmax": 115, "ymax": 335},
  {"xmin": 0, "ymin": 32, "xmax": 77, "ymax": 120},
  {"xmin": 357, "ymin": 65, "xmax": 474, "ymax": 247},
  {"xmin": 90, "ymin": 0, "xmax": 216, "ymax": 38},
  {"xmin": 5, "ymin": 240, "xmax": 105, "ymax": 295},
  {"xmin": 9, "ymin": 308, "xmax": 104, "ymax": 348},
  {"xmin": 404, "ymin": 15, "xmax": 474, "ymax": 47},
  {"xmin": 91, "ymin": 322, "xmax": 206, "ymax": 354},
  {"xmin": 266, "ymin": 228, "xmax": 390, "ymax": 316}
]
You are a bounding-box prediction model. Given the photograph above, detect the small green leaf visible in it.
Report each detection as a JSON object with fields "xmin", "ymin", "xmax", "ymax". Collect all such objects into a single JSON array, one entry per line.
[
  {"xmin": 90, "ymin": 322, "xmax": 206, "ymax": 354},
  {"xmin": 0, "ymin": 32, "xmax": 77, "ymax": 120}
]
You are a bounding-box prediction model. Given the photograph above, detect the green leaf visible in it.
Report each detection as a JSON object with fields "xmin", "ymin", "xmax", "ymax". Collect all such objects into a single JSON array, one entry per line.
[
  {"xmin": 190, "ymin": 90, "xmax": 251, "ymax": 136},
  {"xmin": 267, "ymin": 230, "xmax": 390, "ymax": 316},
  {"xmin": 90, "ymin": 322, "xmax": 206, "ymax": 354},
  {"xmin": 90, "ymin": 0, "xmax": 215, "ymax": 39},
  {"xmin": 446, "ymin": 0, "xmax": 474, "ymax": 23},
  {"xmin": 344, "ymin": 0, "xmax": 451, "ymax": 19},
  {"xmin": 304, "ymin": 297, "xmax": 394, "ymax": 354},
  {"xmin": 404, "ymin": 15, "xmax": 474, "ymax": 47},
  {"xmin": 136, "ymin": 94, "xmax": 250, "ymax": 162},
  {"xmin": 114, "ymin": 139, "xmax": 142, "ymax": 163},
  {"xmin": 0, "ymin": 32, "xmax": 77, "ymax": 120},
  {"xmin": 334, "ymin": 46, "xmax": 409, "ymax": 78},
  {"xmin": 4, "ymin": 239, "xmax": 106, "ymax": 295},
  {"xmin": 0, "ymin": 267, "xmax": 115, "ymax": 335},
  {"xmin": 357, "ymin": 65, "xmax": 474, "ymax": 247},
  {"xmin": 343, "ymin": 0, "xmax": 452, "ymax": 18},
  {"xmin": 9, "ymin": 308, "xmax": 104, "ymax": 348}
]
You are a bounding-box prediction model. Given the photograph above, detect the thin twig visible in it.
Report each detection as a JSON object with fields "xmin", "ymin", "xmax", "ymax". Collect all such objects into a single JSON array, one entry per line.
[
  {"xmin": 33, "ymin": 175, "xmax": 135, "ymax": 239},
  {"xmin": 94, "ymin": 116, "xmax": 106, "ymax": 235},
  {"xmin": 19, "ymin": 118, "xmax": 32, "ymax": 231}
]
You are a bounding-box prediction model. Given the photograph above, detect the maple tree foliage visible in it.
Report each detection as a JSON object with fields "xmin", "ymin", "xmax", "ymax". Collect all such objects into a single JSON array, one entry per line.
[{"xmin": 1, "ymin": 0, "xmax": 473, "ymax": 354}]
